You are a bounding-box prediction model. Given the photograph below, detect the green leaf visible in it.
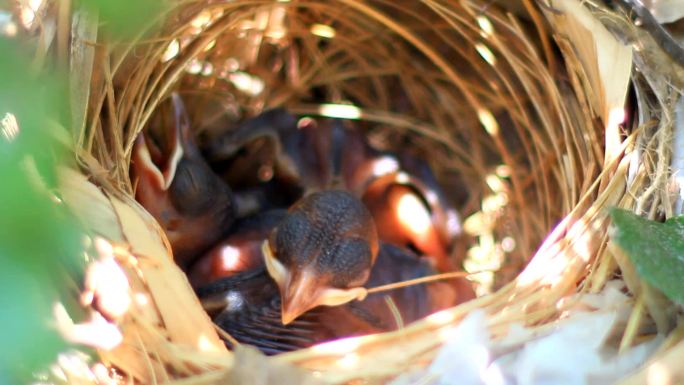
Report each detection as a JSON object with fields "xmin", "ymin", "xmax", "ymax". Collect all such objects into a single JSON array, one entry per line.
[{"xmin": 609, "ymin": 208, "xmax": 684, "ymax": 305}]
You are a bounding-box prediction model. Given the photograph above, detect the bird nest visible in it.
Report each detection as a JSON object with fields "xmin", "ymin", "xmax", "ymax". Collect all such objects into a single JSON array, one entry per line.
[{"xmin": 22, "ymin": 0, "xmax": 684, "ymax": 383}]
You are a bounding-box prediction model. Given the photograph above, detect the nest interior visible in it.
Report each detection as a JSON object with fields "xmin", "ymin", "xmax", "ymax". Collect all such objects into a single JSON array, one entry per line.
[
  {"xmin": 92, "ymin": 0, "xmax": 598, "ymax": 283},
  {"xmin": 60, "ymin": 0, "xmax": 671, "ymax": 383}
]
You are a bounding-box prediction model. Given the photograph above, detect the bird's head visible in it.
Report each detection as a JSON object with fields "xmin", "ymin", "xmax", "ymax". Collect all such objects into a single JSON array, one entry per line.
[{"xmin": 262, "ymin": 190, "xmax": 378, "ymax": 325}]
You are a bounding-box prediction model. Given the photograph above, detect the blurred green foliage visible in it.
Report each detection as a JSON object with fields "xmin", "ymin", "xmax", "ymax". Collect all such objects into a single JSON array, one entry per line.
[
  {"xmin": 0, "ymin": 0, "xmax": 168, "ymax": 381},
  {"xmin": 0, "ymin": 37, "xmax": 82, "ymax": 381},
  {"xmin": 83, "ymin": 0, "xmax": 166, "ymax": 38},
  {"xmin": 610, "ymin": 208, "xmax": 684, "ymax": 305}
]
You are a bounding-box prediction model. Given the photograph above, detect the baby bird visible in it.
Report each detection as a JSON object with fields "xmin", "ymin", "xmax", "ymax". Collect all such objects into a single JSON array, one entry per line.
[
  {"xmin": 264, "ymin": 189, "xmax": 379, "ymax": 325},
  {"xmin": 197, "ymin": 242, "xmax": 466, "ymax": 354},
  {"xmin": 332, "ymin": 124, "xmax": 463, "ymax": 271},
  {"xmin": 131, "ymin": 94, "xmax": 236, "ymax": 267}
]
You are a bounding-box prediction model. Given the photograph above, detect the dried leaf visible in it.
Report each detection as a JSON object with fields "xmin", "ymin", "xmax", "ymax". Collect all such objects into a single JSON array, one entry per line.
[
  {"xmin": 107, "ymin": 194, "xmax": 225, "ymax": 352},
  {"xmin": 547, "ymin": 0, "xmax": 633, "ymax": 155},
  {"xmin": 58, "ymin": 166, "xmax": 125, "ymax": 243}
]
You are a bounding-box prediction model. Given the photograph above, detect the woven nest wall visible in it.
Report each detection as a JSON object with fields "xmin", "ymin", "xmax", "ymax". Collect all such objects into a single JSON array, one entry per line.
[{"xmin": 47, "ymin": 0, "xmax": 683, "ymax": 383}]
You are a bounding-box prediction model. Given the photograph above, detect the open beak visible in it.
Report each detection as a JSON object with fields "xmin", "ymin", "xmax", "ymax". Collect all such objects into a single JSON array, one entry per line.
[
  {"xmin": 131, "ymin": 95, "xmax": 186, "ymax": 192},
  {"xmin": 280, "ymin": 271, "xmax": 320, "ymax": 325}
]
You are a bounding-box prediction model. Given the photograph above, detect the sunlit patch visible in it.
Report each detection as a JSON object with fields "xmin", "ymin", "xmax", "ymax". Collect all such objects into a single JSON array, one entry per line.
[
  {"xmin": 446, "ymin": 209, "xmax": 462, "ymax": 236},
  {"xmin": 92, "ymin": 363, "xmax": 119, "ymax": 385},
  {"xmin": 219, "ymin": 246, "xmax": 242, "ymax": 270},
  {"xmin": 134, "ymin": 293, "xmax": 149, "ymax": 306},
  {"xmin": 476, "ymin": 15, "xmax": 494, "ymax": 37},
  {"xmin": 311, "ymin": 23, "xmax": 336, "ymax": 39},
  {"xmin": 225, "ymin": 291, "xmax": 245, "ymax": 312},
  {"xmin": 648, "ymin": 362, "xmax": 672, "ymax": 385},
  {"xmin": 396, "ymin": 192, "xmax": 431, "ymax": 236},
  {"xmin": 0, "ymin": 12, "xmax": 17, "ymax": 37},
  {"xmin": 197, "ymin": 333, "xmax": 222, "ymax": 352},
  {"xmin": 264, "ymin": 6, "xmax": 287, "ymax": 40},
  {"xmin": 228, "ymin": 71, "xmax": 265, "ymax": 96},
  {"xmin": 565, "ymin": 219, "xmax": 593, "ymax": 263},
  {"xmin": 605, "ymin": 107, "xmax": 627, "ymax": 161},
  {"xmin": 424, "ymin": 190, "xmax": 438, "ymax": 205},
  {"xmin": 485, "ymin": 174, "xmax": 505, "ymax": 193},
  {"xmin": 1, "ymin": 112, "xmax": 19, "ymax": 142},
  {"xmin": 54, "ymin": 303, "xmax": 123, "ymax": 350},
  {"xmin": 50, "ymin": 361, "xmax": 69, "ymax": 382},
  {"xmin": 475, "ymin": 43, "xmax": 496, "ymax": 65},
  {"xmin": 438, "ymin": 325, "xmax": 460, "ymax": 341},
  {"xmin": 426, "ymin": 309, "xmax": 457, "ymax": 325},
  {"xmin": 201, "ymin": 62, "xmax": 214, "ymax": 76},
  {"xmin": 319, "ymin": 103, "xmax": 361, "ymax": 119},
  {"xmin": 336, "ymin": 353, "xmax": 360, "ymax": 369},
  {"xmin": 311, "ymin": 336, "xmax": 362, "ymax": 354},
  {"xmin": 50, "ymin": 193, "xmax": 63, "ymax": 204},
  {"xmin": 464, "ymin": 212, "xmax": 487, "ymax": 236},
  {"xmin": 56, "ymin": 352, "xmax": 95, "ymax": 382},
  {"xmin": 204, "ymin": 39, "xmax": 216, "ymax": 52},
  {"xmin": 82, "ymin": 239, "xmax": 131, "ymax": 319},
  {"xmin": 606, "ymin": 107, "xmax": 626, "ymax": 130},
  {"xmin": 20, "ymin": 0, "xmax": 44, "ymax": 29},
  {"xmin": 482, "ymin": 193, "xmax": 507, "ymax": 213},
  {"xmin": 516, "ymin": 218, "xmax": 591, "ymax": 287},
  {"xmin": 161, "ymin": 39, "xmax": 180, "ymax": 62},
  {"xmin": 501, "ymin": 237, "xmax": 515, "ymax": 252},
  {"xmin": 395, "ymin": 171, "xmax": 410, "ymax": 184},
  {"xmin": 495, "ymin": 164, "xmax": 511, "ymax": 178},
  {"xmin": 225, "ymin": 57, "xmax": 240, "ymax": 72},
  {"xmin": 477, "ymin": 109, "xmax": 499, "ymax": 135},
  {"xmin": 371, "ymin": 156, "xmax": 399, "ymax": 177},
  {"xmin": 190, "ymin": 10, "xmax": 213, "ymax": 30},
  {"xmin": 187, "ymin": 59, "xmax": 204, "ymax": 74}
]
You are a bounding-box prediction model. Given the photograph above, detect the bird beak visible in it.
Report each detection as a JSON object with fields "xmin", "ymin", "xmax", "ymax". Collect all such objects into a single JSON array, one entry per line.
[
  {"xmin": 262, "ymin": 241, "xmax": 369, "ymax": 325},
  {"xmin": 131, "ymin": 96, "xmax": 186, "ymax": 192},
  {"xmin": 132, "ymin": 134, "xmax": 168, "ymax": 191},
  {"xmin": 281, "ymin": 270, "xmax": 370, "ymax": 325},
  {"xmin": 280, "ymin": 271, "xmax": 320, "ymax": 325},
  {"xmin": 262, "ymin": 240, "xmax": 313, "ymax": 325}
]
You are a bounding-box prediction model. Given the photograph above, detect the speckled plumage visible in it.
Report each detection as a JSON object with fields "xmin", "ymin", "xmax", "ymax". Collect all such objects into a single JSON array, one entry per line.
[{"xmin": 269, "ymin": 190, "xmax": 379, "ymax": 288}]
